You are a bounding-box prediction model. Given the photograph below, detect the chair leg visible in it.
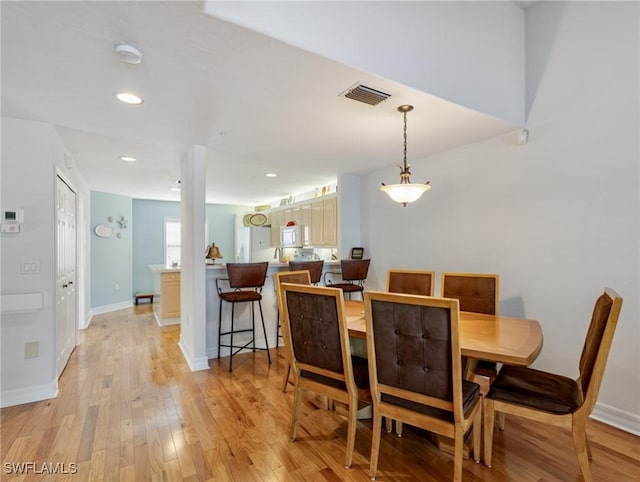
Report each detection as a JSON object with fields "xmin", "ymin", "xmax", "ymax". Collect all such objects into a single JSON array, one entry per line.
[
  {"xmin": 369, "ymin": 412, "xmax": 383, "ymax": 480},
  {"xmin": 498, "ymin": 412, "xmax": 505, "ymax": 430},
  {"xmin": 572, "ymin": 420, "xmax": 593, "ymax": 482},
  {"xmin": 218, "ymin": 299, "xmax": 223, "ymax": 359},
  {"xmin": 257, "ymin": 300, "xmax": 271, "ymax": 364},
  {"xmin": 345, "ymin": 394, "xmax": 357, "ymax": 468},
  {"xmin": 275, "ymin": 311, "xmax": 280, "ymax": 347},
  {"xmin": 251, "ymin": 301, "xmax": 256, "ymax": 352},
  {"xmin": 472, "ymin": 406, "xmax": 481, "ymax": 463},
  {"xmin": 384, "ymin": 417, "xmax": 392, "ymax": 433},
  {"xmin": 453, "ymin": 426, "xmax": 464, "ymax": 482},
  {"xmin": 396, "ymin": 421, "xmax": 403, "ymax": 437},
  {"xmin": 290, "ymin": 382, "xmax": 303, "ymax": 441},
  {"xmin": 483, "ymin": 398, "xmax": 495, "ymax": 467},
  {"xmin": 229, "ymin": 302, "xmax": 235, "ymax": 371},
  {"xmin": 281, "ymin": 362, "xmax": 291, "ymax": 392}
]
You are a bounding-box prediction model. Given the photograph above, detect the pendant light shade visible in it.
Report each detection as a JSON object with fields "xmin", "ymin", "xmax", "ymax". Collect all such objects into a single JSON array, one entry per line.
[{"xmin": 380, "ymin": 105, "xmax": 430, "ymax": 206}]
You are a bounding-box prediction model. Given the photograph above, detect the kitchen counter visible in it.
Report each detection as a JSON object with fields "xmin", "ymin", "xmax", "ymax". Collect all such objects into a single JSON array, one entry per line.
[{"xmin": 148, "ymin": 261, "xmax": 340, "ymax": 359}]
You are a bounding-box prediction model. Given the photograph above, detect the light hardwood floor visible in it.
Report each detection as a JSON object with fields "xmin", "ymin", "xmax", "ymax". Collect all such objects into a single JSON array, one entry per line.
[{"xmin": 2, "ymin": 305, "xmax": 639, "ymax": 481}]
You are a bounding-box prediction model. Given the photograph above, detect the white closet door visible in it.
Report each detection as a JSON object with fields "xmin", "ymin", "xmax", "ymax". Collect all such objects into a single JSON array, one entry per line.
[{"xmin": 56, "ymin": 175, "xmax": 77, "ymax": 377}]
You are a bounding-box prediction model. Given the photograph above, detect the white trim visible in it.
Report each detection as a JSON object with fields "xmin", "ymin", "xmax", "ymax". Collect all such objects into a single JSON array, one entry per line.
[
  {"xmin": 178, "ymin": 337, "xmax": 209, "ymax": 371},
  {"xmin": 152, "ymin": 311, "xmax": 180, "ymax": 327},
  {"xmin": 1, "ymin": 379, "xmax": 58, "ymax": 408},
  {"xmin": 591, "ymin": 402, "xmax": 640, "ymax": 436},
  {"xmin": 89, "ymin": 300, "xmax": 133, "ymax": 317}
]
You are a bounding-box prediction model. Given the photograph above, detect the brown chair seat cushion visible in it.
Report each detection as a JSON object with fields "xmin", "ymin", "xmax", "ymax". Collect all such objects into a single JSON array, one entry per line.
[
  {"xmin": 301, "ymin": 355, "xmax": 370, "ymax": 390},
  {"xmin": 330, "ymin": 283, "xmax": 364, "ymax": 293},
  {"xmin": 487, "ymin": 365, "xmax": 581, "ymax": 414},
  {"xmin": 381, "ymin": 380, "xmax": 480, "ymax": 422},
  {"xmin": 220, "ymin": 291, "xmax": 262, "ymax": 303}
]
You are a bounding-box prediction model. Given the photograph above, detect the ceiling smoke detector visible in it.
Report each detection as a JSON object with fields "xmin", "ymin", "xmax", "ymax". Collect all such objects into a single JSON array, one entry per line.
[{"xmin": 114, "ymin": 43, "xmax": 143, "ymax": 64}]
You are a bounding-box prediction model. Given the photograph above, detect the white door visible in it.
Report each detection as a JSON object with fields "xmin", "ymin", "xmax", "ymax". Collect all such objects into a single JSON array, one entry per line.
[{"xmin": 56, "ymin": 176, "xmax": 77, "ymax": 377}]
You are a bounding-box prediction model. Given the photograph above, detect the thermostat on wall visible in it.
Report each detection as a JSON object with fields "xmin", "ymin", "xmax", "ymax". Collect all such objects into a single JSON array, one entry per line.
[{"xmin": 1, "ymin": 209, "xmax": 24, "ymax": 233}]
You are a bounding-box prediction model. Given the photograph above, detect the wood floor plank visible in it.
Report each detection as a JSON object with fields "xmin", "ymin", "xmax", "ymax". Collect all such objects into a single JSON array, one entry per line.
[{"xmin": 1, "ymin": 304, "xmax": 638, "ymax": 481}]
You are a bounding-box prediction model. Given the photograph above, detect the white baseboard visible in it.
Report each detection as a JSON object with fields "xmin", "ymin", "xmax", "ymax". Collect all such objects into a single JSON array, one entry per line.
[
  {"xmin": 1, "ymin": 379, "xmax": 58, "ymax": 408},
  {"xmin": 89, "ymin": 300, "xmax": 134, "ymax": 318},
  {"xmin": 153, "ymin": 312, "xmax": 180, "ymax": 327},
  {"xmin": 591, "ymin": 402, "xmax": 640, "ymax": 436},
  {"xmin": 178, "ymin": 337, "xmax": 209, "ymax": 372}
]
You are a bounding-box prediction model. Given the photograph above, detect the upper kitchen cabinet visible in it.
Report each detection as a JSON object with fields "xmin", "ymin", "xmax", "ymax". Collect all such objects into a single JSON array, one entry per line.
[
  {"xmin": 310, "ymin": 195, "xmax": 337, "ymax": 247},
  {"xmin": 270, "ymin": 194, "xmax": 337, "ymax": 248}
]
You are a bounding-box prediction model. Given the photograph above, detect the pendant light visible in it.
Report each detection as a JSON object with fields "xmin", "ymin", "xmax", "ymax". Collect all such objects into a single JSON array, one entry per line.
[{"xmin": 380, "ymin": 105, "xmax": 431, "ymax": 206}]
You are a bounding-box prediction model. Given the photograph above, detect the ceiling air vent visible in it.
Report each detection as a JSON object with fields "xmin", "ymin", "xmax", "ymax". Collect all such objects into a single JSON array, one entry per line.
[{"xmin": 344, "ymin": 84, "xmax": 391, "ymax": 106}]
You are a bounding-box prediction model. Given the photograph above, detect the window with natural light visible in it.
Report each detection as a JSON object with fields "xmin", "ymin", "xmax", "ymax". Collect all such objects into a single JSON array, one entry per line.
[{"xmin": 165, "ymin": 219, "xmax": 181, "ymax": 266}]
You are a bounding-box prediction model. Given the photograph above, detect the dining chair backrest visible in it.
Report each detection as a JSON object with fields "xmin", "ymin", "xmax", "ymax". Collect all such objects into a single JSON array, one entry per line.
[
  {"xmin": 578, "ymin": 288, "xmax": 623, "ymax": 412},
  {"xmin": 226, "ymin": 262, "xmax": 269, "ymax": 289},
  {"xmin": 289, "ymin": 260, "xmax": 324, "ymax": 284},
  {"xmin": 282, "ymin": 284, "xmax": 351, "ymax": 379},
  {"xmin": 365, "ymin": 291, "xmax": 463, "ymax": 412},
  {"xmin": 273, "ymin": 270, "xmax": 311, "ymax": 317},
  {"xmin": 273, "ymin": 270, "xmax": 312, "ymax": 392},
  {"xmin": 387, "ymin": 269, "xmax": 435, "ymax": 296},
  {"xmin": 441, "ymin": 272, "xmax": 499, "ymax": 315},
  {"xmin": 340, "ymin": 259, "xmax": 371, "ymax": 282}
]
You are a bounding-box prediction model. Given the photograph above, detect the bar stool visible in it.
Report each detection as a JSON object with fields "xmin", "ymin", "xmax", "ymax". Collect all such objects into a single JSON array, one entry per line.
[
  {"xmin": 216, "ymin": 262, "xmax": 271, "ymax": 372},
  {"xmin": 288, "ymin": 260, "xmax": 324, "ymax": 285},
  {"xmin": 323, "ymin": 259, "xmax": 371, "ymax": 300}
]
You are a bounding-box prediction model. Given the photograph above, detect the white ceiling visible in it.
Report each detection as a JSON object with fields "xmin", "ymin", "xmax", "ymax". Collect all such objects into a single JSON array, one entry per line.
[{"xmin": 1, "ymin": 1, "xmax": 518, "ymax": 206}]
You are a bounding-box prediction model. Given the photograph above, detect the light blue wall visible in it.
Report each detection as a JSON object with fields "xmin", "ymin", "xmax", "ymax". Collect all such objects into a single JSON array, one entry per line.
[
  {"xmin": 205, "ymin": 203, "xmax": 246, "ymax": 265},
  {"xmin": 90, "ymin": 191, "xmax": 133, "ymax": 308},
  {"xmin": 132, "ymin": 199, "xmax": 180, "ymax": 296},
  {"xmin": 132, "ymin": 199, "xmax": 245, "ymax": 295}
]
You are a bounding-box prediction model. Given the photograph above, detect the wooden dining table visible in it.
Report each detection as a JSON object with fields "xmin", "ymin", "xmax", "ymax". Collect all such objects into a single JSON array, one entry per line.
[{"xmin": 344, "ymin": 300, "xmax": 543, "ymax": 368}]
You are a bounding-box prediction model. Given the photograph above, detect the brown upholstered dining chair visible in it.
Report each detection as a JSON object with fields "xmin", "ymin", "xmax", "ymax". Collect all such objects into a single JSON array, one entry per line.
[
  {"xmin": 272, "ymin": 270, "xmax": 311, "ymax": 392},
  {"xmin": 387, "ymin": 269, "xmax": 435, "ymax": 296},
  {"xmin": 289, "ymin": 260, "xmax": 324, "ymax": 285},
  {"xmin": 216, "ymin": 262, "xmax": 270, "ymax": 372},
  {"xmin": 441, "ymin": 272, "xmax": 500, "ymax": 382},
  {"xmin": 484, "ymin": 288, "xmax": 623, "ymax": 482},
  {"xmin": 324, "ymin": 259, "xmax": 371, "ymax": 300},
  {"xmin": 364, "ymin": 291, "xmax": 482, "ymax": 481},
  {"xmin": 385, "ymin": 269, "xmax": 435, "ymax": 436},
  {"xmin": 280, "ymin": 283, "xmax": 370, "ymax": 468}
]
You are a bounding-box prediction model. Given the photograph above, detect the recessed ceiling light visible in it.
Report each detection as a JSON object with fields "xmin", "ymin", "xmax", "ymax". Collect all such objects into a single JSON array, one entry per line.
[
  {"xmin": 170, "ymin": 187, "xmax": 181, "ymax": 192},
  {"xmin": 120, "ymin": 156, "xmax": 136, "ymax": 162},
  {"xmin": 115, "ymin": 92, "xmax": 143, "ymax": 105},
  {"xmin": 265, "ymin": 173, "xmax": 277, "ymax": 178}
]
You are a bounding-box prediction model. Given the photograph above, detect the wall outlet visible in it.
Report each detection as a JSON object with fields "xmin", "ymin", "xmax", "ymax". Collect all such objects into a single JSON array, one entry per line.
[
  {"xmin": 25, "ymin": 341, "xmax": 39, "ymax": 359},
  {"xmin": 21, "ymin": 260, "xmax": 40, "ymax": 274}
]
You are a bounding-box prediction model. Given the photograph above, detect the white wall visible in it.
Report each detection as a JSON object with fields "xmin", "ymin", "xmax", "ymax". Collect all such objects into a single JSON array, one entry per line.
[
  {"xmin": 205, "ymin": 1, "xmax": 525, "ymax": 125},
  {"xmin": 1, "ymin": 117, "xmax": 91, "ymax": 406},
  {"xmin": 360, "ymin": 2, "xmax": 639, "ymax": 431}
]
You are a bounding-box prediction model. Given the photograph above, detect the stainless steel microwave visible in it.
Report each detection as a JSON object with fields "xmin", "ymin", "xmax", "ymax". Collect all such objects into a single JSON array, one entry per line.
[{"xmin": 280, "ymin": 225, "xmax": 304, "ymax": 247}]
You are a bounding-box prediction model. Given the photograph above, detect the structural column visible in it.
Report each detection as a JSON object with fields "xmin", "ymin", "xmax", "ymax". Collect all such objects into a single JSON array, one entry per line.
[{"xmin": 178, "ymin": 145, "xmax": 209, "ymax": 370}]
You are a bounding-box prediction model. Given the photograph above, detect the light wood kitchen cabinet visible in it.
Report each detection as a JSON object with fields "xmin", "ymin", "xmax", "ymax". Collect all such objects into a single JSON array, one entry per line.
[
  {"xmin": 270, "ymin": 194, "xmax": 337, "ymax": 247},
  {"xmin": 160, "ymin": 272, "xmax": 181, "ymax": 319},
  {"xmin": 270, "ymin": 209, "xmax": 284, "ymax": 247},
  {"xmin": 322, "ymin": 196, "xmax": 337, "ymax": 246},
  {"xmin": 310, "ymin": 195, "xmax": 337, "ymax": 246}
]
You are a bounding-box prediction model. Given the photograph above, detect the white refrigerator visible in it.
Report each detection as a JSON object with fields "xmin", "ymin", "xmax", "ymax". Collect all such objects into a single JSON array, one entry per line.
[{"xmin": 234, "ymin": 226, "xmax": 273, "ymax": 263}]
